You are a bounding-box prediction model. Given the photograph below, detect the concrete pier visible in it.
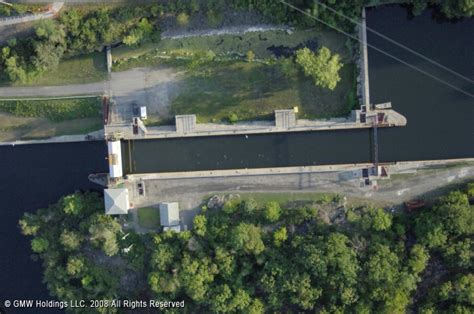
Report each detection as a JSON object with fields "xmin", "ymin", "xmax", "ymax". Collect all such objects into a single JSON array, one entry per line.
[
  {"xmin": 360, "ymin": 7, "xmax": 371, "ymax": 108},
  {"xmin": 105, "ymin": 107, "xmax": 407, "ymax": 140}
]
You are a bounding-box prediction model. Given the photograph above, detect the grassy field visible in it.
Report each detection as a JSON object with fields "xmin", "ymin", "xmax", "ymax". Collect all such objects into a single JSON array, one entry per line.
[
  {"xmin": 137, "ymin": 207, "xmax": 161, "ymax": 229},
  {"xmin": 0, "ymin": 97, "xmax": 102, "ymax": 121},
  {"xmin": 0, "ymin": 97, "xmax": 103, "ymax": 141},
  {"xmin": 0, "ymin": 114, "xmax": 103, "ymax": 141},
  {"xmin": 1, "ymin": 52, "xmax": 108, "ymax": 87},
  {"xmin": 171, "ymin": 60, "xmax": 356, "ymax": 122},
  {"xmin": 113, "ymin": 28, "xmax": 357, "ymax": 122}
]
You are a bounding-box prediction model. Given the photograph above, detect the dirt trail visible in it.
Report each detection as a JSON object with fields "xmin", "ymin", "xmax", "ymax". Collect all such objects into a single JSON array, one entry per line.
[{"xmin": 161, "ymin": 24, "xmax": 292, "ymax": 40}]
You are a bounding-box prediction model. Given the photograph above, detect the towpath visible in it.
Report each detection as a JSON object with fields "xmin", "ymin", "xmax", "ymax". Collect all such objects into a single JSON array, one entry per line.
[{"xmin": 0, "ymin": 2, "xmax": 64, "ymax": 27}]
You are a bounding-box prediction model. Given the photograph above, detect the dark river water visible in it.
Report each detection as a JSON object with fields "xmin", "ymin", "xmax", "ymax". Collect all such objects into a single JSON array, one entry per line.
[
  {"xmin": 0, "ymin": 5, "xmax": 472, "ymax": 312},
  {"xmin": 0, "ymin": 142, "xmax": 107, "ymax": 312},
  {"xmin": 367, "ymin": 7, "xmax": 474, "ymax": 162}
]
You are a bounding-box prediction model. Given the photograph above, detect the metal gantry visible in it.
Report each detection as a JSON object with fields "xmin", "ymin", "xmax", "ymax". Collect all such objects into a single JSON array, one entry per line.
[{"xmin": 372, "ymin": 115, "xmax": 379, "ymax": 176}]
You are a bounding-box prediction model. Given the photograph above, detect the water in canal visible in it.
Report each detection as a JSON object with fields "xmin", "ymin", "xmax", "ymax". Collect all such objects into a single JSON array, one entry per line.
[
  {"xmin": 0, "ymin": 5, "xmax": 472, "ymax": 307},
  {"xmin": 368, "ymin": 6, "xmax": 474, "ymax": 162},
  {"xmin": 123, "ymin": 6, "xmax": 474, "ymax": 174}
]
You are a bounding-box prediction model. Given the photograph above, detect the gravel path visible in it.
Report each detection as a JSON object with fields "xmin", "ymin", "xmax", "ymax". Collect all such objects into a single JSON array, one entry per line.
[{"xmin": 161, "ymin": 24, "xmax": 292, "ymax": 40}]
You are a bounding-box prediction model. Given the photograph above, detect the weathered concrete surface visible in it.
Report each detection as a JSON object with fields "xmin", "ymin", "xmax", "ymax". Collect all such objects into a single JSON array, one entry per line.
[
  {"xmin": 128, "ymin": 163, "xmax": 375, "ymax": 180},
  {"xmin": 124, "ymin": 159, "xmax": 474, "ymax": 227},
  {"xmin": 108, "ymin": 107, "xmax": 407, "ymax": 140},
  {"xmin": 0, "ymin": 129, "xmax": 104, "ymax": 146},
  {"xmin": 108, "ymin": 67, "xmax": 183, "ymax": 124},
  {"xmin": 360, "ymin": 7, "xmax": 370, "ymax": 107}
]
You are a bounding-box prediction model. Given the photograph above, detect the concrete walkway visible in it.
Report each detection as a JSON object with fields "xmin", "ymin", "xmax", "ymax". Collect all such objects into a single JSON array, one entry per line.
[
  {"xmin": 125, "ymin": 160, "xmax": 474, "ymax": 227},
  {"xmin": 0, "ymin": 129, "xmax": 104, "ymax": 146},
  {"xmin": 0, "ymin": 2, "xmax": 64, "ymax": 27}
]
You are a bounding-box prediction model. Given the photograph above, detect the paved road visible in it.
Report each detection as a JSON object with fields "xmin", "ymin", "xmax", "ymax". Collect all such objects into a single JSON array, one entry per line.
[
  {"xmin": 0, "ymin": 66, "xmax": 181, "ymax": 97},
  {"xmin": 0, "ymin": 81, "xmax": 107, "ymax": 97},
  {"xmin": 0, "ymin": 67, "xmax": 182, "ymax": 127}
]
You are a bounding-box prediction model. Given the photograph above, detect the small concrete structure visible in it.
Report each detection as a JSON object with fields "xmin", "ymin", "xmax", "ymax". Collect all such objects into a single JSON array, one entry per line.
[
  {"xmin": 106, "ymin": 46, "xmax": 112, "ymax": 74},
  {"xmin": 104, "ymin": 188, "xmax": 129, "ymax": 215},
  {"xmin": 107, "ymin": 140, "xmax": 123, "ymax": 178},
  {"xmin": 140, "ymin": 106, "xmax": 147, "ymax": 120},
  {"xmin": 159, "ymin": 202, "xmax": 180, "ymax": 229},
  {"xmin": 275, "ymin": 109, "xmax": 296, "ymax": 128},
  {"xmin": 163, "ymin": 225, "xmax": 182, "ymax": 232},
  {"xmin": 175, "ymin": 115, "xmax": 197, "ymax": 134}
]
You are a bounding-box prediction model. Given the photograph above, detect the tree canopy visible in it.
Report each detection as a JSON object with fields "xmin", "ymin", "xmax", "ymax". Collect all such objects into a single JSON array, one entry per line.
[
  {"xmin": 19, "ymin": 183, "xmax": 474, "ymax": 313},
  {"xmin": 295, "ymin": 47, "xmax": 343, "ymax": 90}
]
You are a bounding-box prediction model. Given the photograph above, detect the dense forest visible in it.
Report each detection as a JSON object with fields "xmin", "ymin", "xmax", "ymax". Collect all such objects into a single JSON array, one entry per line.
[
  {"xmin": 1, "ymin": 0, "xmax": 472, "ymax": 84},
  {"xmin": 19, "ymin": 183, "xmax": 474, "ymax": 313}
]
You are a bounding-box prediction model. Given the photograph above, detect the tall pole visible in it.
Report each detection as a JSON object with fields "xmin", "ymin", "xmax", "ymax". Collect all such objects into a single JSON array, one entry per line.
[{"xmin": 373, "ymin": 116, "xmax": 378, "ymax": 176}]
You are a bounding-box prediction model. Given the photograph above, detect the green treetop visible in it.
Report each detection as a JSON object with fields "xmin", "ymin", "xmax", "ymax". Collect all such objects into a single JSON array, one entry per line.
[{"xmin": 295, "ymin": 46, "xmax": 343, "ymax": 90}]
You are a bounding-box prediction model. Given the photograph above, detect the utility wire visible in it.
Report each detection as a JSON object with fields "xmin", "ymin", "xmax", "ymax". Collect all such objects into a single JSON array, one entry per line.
[
  {"xmin": 279, "ymin": 0, "xmax": 474, "ymax": 98},
  {"xmin": 311, "ymin": 0, "xmax": 474, "ymax": 85}
]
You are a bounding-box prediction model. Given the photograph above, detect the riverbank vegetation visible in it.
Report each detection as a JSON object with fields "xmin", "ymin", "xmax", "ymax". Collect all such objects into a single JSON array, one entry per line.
[
  {"xmin": 0, "ymin": 3, "xmax": 46, "ymax": 17},
  {"xmin": 19, "ymin": 183, "xmax": 474, "ymax": 313},
  {"xmin": 232, "ymin": 0, "xmax": 473, "ymax": 26},
  {"xmin": 0, "ymin": 4, "xmax": 160, "ymax": 85},
  {"xmin": 0, "ymin": 97, "xmax": 102, "ymax": 141}
]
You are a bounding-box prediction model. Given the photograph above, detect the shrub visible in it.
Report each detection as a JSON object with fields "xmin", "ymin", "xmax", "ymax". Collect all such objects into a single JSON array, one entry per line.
[
  {"xmin": 177, "ymin": 12, "xmax": 190, "ymax": 26},
  {"xmin": 273, "ymin": 227, "xmax": 288, "ymax": 246},
  {"xmin": 242, "ymin": 198, "xmax": 258, "ymax": 214},
  {"xmin": 246, "ymin": 50, "xmax": 255, "ymax": 62},
  {"xmin": 264, "ymin": 201, "xmax": 281, "ymax": 223},
  {"xmin": 228, "ymin": 113, "xmax": 238, "ymax": 124}
]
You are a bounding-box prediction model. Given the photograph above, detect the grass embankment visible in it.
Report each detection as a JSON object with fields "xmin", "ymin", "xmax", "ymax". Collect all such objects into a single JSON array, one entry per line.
[
  {"xmin": 113, "ymin": 28, "xmax": 357, "ymax": 122},
  {"xmin": 0, "ymin": 52, "xmax": 107, "ymax": 87},
  {"xmin": 234, "ymin": 192, "xmax": 341, "ymax": 206},
  {"xmin": 137, "ymin": 207, "xmax": 161, "ymax": 229},
  {"xmin": 19, "ymin": 52, "xmax": 107, "ymax": 86},
  {"xmin": 172, "ymin": 61, "xmax": 355, "ymax": 122},
  {"xmin": 0, "ymin": 97, "xmax": 103, "ymax": 141}
]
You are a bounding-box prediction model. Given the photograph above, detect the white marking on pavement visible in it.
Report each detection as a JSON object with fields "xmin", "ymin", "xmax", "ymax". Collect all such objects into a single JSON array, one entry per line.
[{"xmin": 397, "ymin": 188, "xmax": 409, "ymax": 196}]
